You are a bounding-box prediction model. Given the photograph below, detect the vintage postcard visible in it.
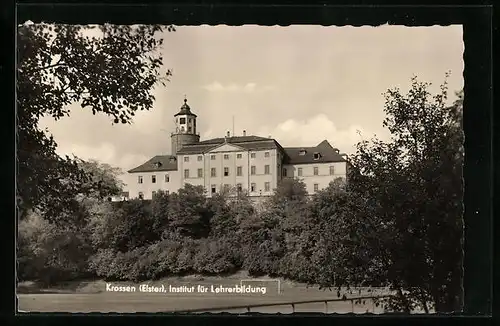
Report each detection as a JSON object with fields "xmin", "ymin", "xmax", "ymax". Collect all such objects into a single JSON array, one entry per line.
[{"xmin": 16, "ymin": 22, "xmax": 464, "ymax": 314}]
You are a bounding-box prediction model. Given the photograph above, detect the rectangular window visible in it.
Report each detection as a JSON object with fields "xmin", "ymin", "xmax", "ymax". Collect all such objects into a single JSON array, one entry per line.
[
  {"xmin": 211, "ymin": 154, "xmax": 216, "ymax": 160},
  {"xmin": 188, "ymin": 118, "xmax": 192, "ymax": 123},
  {"xmin": 165, "ymin": 190, "xmax": 170, "ymax": 195},
  {"xmin": 264, "ymin": 151, "xmax": 270, "ymax": 158},
  {"xmin": 151, "ymin": 175, "xmax": 156, "ymax": 183},
  {"xmin": 184, "ymin": 169, "xmax": 189, "ymax": 178},
  {"xmin": 264, "ymin": 165, "xmax": 270, "ymax": 174},
  {"xmin": 224, "ymin": 154, "xmax": 230, "ymax": 160},
  {"xmin": 224, "ymin": 167, "xmax": 229, "ymax": 176},
  {"xmin": 237, "ymin": 183, "xmax": 242, "ymax": 192},
  {"xmin": 251, "ymin": 166, "xmax": 256, "ymax": 175},
  {"xmin": 237, "ymin": 153, "xmax": 242, "ymax": 159},
  {"xmin": 250, "ymin": 152, "xmax": 256, "ymax": 158},
  {"xmin": 188, "ymin": 126, "xmax": 192, "ymax": 132},
  {"xmin": 211, "ymin": 185, "xmax": 216, "ymax": 194},
  {"xmin": 197, "ymin": 168, "xmax": 203, "ymax": 178},
  {"xmin": 250, "ymin": 183, "xmax": 256, "ymax": 192},
  {"xmin": 138, "ymin": 176, "xmax": 143, "ymax": 184},
  {"xmin": 152, "ymin": 191, "xmax": 156, "ymax": 198},
  {"xmin": 164, "ymin": 174, "xmax": 170, "ymax": 182},
  {"xmin": 264, "ymin": 182, "xmax": 270, "ymax": 192},
  {"xmin": 211, "ymin": 168, "xmax": 216, "ymax": 177},
  {"xmin": 138, "ymin": 192, "xmax": 144, "ymax": 199},
  {"xmin": 179, "ymin": 117, "xmax": 186, "ymax": 124},
  {"xmin": 298, "ymin": 168, "xmax": 303, "ymax": 176},
  {"xmin": 237, "ymin": 166, "xmax": 243, "ymax": 176},
  {"xmin": 282, "ymin": 168, "xmax": 287, "ymax": 177},
  {"xmin": 314, "ymin": 184, "xmax": 319, "ymax": 192},
  {"xmin": 184, "ymin": 156, "xmax": 189, "ymax": 162},
  {"xmin": 329, "ymin": 166, "xmax": 335, "ymax": 175},
  {"xmin": 197, "ymin": 155, "xmax": 203, "ymax": 161},
  {"xmin": 313, "ymin": 167, "xmax": 319, "ymax": 175}
]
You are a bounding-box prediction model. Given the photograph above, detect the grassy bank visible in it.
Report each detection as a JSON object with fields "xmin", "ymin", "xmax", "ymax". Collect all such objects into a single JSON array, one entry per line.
[{"xmin": 18, "ymin": 271, "xmax": 393, "ymax": 313}]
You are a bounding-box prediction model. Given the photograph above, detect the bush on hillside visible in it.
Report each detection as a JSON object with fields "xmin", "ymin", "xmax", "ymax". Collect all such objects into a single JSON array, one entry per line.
[
  {"xmin": 87, "ymin": 199, "xmax": 159, "ymax": 253},
  {"xmin": 18, "ymin": 211, "xmax": 94, "ymax": 285},
  {"xmin": 193, "ymin": 238, "xmax": 242, "ymax": 275}
]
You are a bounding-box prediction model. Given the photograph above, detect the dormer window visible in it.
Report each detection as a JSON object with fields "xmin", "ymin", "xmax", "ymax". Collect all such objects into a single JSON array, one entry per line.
[
  {"xmin": 299, "ymin": 149, "xmax": 307, "ymax": 156},
  {"xmin": 153, "ymin": 161, "xmax": 162, "ymax": 168},
  {"xmin": 313, "ymin": 152, "xmax": 321, "ymax": 160},
  {"xmin": 169, "ymin": 157, "xmax": 176, "ymax": 163}
]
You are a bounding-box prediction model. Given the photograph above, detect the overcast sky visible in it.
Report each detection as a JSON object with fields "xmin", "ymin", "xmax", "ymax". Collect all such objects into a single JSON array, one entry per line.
[{"xmin": 38, "ymin": 25, "xmax": 464, "ymax": 184}]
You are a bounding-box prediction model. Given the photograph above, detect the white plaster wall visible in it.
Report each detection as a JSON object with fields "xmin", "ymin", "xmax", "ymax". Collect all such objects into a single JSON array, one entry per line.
[
  {"xmin": 282, "ymin": 161, "xmax": 347, "ymax": 194},
  {"xmin": 127, "ymin": 170, "xmax": 181, "ymax": 200}
]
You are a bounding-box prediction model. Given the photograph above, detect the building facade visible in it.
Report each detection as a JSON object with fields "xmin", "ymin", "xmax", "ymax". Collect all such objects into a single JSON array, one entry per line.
[{"xmin": 125, "ymin": 99, "xmax": 348, "ymax": 200}]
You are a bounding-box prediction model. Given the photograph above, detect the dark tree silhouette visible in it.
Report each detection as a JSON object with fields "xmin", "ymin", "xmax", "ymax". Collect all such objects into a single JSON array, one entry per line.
[{"xmin": 17, "ymin": 23, "xmax": 174, "ymax": 225}]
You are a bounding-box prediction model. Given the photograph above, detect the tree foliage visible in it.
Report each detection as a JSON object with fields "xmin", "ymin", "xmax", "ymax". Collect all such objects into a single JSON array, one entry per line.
[
  {"xmin": 166, "ymin": 184, "xmax": 212, "ymax": 239},
  {"xmin": 316, "ymin": 75, "xmax": 464, "ymax": 313},
  {"xmin": 17, "ymin": 23, "xmax": 174, "ymax": 224}
]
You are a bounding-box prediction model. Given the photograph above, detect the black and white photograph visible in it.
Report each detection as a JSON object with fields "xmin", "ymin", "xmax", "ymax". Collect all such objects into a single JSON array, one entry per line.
[{"xmin": 16, "ymin": 22, "xmax": 465, "ymax": 314}]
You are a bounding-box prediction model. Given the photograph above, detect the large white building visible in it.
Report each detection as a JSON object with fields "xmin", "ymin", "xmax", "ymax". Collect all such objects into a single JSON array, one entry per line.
[{"xmin": 124, "ymin": 98, "xmax": 349, "ymax": 200}]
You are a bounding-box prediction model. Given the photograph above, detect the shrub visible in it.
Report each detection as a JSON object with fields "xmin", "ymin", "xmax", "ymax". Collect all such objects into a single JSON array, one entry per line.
[
  {"xmin": 18, "ymin": 212, "xmax": 94, "ymax": 285},
  {"xmin": 193, "ymin": 239, "xmax": 240, "ymax": 275},
  {"xmin": 87, "ymin": 199, "xmax": 158, "ymax": 253}
]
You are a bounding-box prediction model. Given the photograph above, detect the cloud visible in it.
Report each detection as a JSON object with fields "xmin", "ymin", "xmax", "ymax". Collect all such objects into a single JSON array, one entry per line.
[
  {"xmin": 202, "ymin": 81, "xmax": 274, "ymax": 93},
  {"xmin": 202, "ymin": 129, "xmax": 214, "ymax": 139},
  {"xmin": 55, "ymin": 142, "xmax": 149, "ymax": 175},
  {"xmin": 257, "ymin": 114, "xmax": 390, "ymax": 154}
]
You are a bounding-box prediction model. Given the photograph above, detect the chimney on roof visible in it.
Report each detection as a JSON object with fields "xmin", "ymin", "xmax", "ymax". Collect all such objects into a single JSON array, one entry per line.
[{"xmin": 243, "ymin": 130, "xmax": 246, "ymax": 136}]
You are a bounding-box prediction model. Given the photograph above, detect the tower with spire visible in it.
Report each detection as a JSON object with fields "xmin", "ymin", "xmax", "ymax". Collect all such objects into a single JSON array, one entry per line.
[{"xmin": 171, "ymin": 97, "xmax": 200, "ymax": 154}]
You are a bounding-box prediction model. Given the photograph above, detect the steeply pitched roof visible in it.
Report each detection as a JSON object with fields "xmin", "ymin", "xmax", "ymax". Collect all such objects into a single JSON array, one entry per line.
[
  {"xmin": 176, "ymin": 135, "xmax": 280, "ymax": 154},
  {"xmin": 128, "ymin": 155, "xmax": 178, "ymax": 173},
  {"xmin": 283, "ymin": 140, "xmax": 346, "ymax": 165}
]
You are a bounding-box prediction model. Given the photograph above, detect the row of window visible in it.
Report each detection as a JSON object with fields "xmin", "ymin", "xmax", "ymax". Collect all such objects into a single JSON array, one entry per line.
[
  {"xmin": 183, "ymin": 165, "xmax": 271, "ymax": 178},
  {"xmin": 138, "ymin": 174, "xmax": 169, "ymax": 184},
  {"xmin": 137, "ymin": 165, "xmax": 337, "ymax": 184},
  {"xmin": 183, "ymin": 151, "xmax": 270, "ymax": 162},
  {"xmin": 138, "ymin": 182, "xmax": 323, "ymax": 199},
  {"xmin": 283, "ymin": 166, "xmax": 335, "ymax": 177},
  {"xmin": 210, "ymin": 182, "xmax": 271, "ymax": 194},
  {"xmin": 138, "ymin": 165, "xmax": 273, "ymax": 184},
  {"xmin": 178, "ymin": 117, "xmax": 195, "ymax": 125}
]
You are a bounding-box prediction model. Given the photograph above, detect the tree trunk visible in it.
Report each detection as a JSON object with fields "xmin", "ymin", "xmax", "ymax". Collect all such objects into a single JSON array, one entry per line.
[
  {"xmin": 397, "ymin": 288, "xmax": 411, "ymax": 313},
  {"xmin": 419, "ymin": 294, "xmax": 429, "ymax": 313}
]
